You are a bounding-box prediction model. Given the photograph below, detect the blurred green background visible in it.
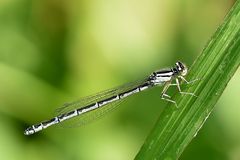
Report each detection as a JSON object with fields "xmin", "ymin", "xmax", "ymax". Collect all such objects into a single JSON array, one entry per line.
[{"xmin": 0, "ymin": 0, "xmax": 239, "ymax": 160}]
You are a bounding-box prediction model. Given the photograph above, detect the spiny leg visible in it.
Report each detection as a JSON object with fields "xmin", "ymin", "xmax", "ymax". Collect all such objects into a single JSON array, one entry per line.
[
  {"xmin": 161, "ymin": 81, "xmax": 178, "ymax": 107},
  {"xmin": 179, "ymin": 76, "xmax": 199, "ymax": 84},
  {"xmin": 175, "ymin": 78, "xmax": 197, "ymax": 97}
]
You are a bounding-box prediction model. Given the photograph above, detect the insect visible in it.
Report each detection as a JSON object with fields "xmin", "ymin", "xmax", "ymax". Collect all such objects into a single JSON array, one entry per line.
[{"xmin": 24, "ymin": 61, "xmax": 197, "ymax": 135}]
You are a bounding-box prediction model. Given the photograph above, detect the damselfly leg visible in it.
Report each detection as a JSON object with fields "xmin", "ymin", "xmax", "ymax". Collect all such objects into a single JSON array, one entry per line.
[
  {"xmin": 161, "ymin": 76, "xmax": 199, "ymax": 107},
  {"xmin": 161, "ymin": 81, "xmax": 178, "ymax": 107},
  {"xmin": 179, "ymin": 76, "xmax": 200, "ymax": 85}
]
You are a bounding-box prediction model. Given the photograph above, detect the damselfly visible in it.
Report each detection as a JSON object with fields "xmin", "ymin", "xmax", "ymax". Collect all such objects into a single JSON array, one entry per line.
[{"xmin": 24, "ymin": 61, "xmax": 197, "ymax": 135}]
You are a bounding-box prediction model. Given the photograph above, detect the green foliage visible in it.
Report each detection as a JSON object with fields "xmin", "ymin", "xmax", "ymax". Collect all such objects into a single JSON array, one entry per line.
[{"xmin": 135, "ymin": 1, "xmax": 240, "ymax": 159}]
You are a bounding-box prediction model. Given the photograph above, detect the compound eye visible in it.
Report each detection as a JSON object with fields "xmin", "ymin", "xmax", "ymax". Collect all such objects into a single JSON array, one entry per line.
[{"xmin": 177, "ymin": 61, "xmax": 185, "ymax": 70}]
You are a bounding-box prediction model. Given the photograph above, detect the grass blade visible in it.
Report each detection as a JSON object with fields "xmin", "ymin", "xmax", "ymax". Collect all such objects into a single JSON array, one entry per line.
[{"xmin": 135, "ymin": 1, "xmax": 240, "ymax": 159}]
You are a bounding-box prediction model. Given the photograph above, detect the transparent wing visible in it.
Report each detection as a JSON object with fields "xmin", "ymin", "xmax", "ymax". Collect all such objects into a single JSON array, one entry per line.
[
  {"xmin": 55, "ymin": 77, "xmax": 149, "ymax": 128},
  {"xmin": 57, "ymin": 99, "xmax": 125, "ymax": 128}
]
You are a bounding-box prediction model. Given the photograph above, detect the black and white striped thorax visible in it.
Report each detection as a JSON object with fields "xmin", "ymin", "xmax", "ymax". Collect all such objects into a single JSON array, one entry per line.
[{"xmin": 149, "ymin": 61, "xmax": 188, "ymax": 85}]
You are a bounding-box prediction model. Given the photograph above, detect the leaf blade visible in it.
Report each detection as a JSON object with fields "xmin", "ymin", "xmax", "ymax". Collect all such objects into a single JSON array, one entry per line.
[{"xmin": 135, "ymin": 1, "xmax": 240, "ymax": 159}]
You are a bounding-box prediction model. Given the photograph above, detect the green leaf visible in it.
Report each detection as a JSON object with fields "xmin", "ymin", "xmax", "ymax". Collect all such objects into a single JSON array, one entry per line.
[{"xmin": 135, "ymin": 1, "xmax": 240, "ymax": 160}]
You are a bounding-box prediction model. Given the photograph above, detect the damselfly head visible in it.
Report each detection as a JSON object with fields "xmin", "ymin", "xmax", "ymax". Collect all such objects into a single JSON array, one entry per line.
[{"xmin": 175, "ymin": 61, "xmax": 188, "ymax": 76}]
